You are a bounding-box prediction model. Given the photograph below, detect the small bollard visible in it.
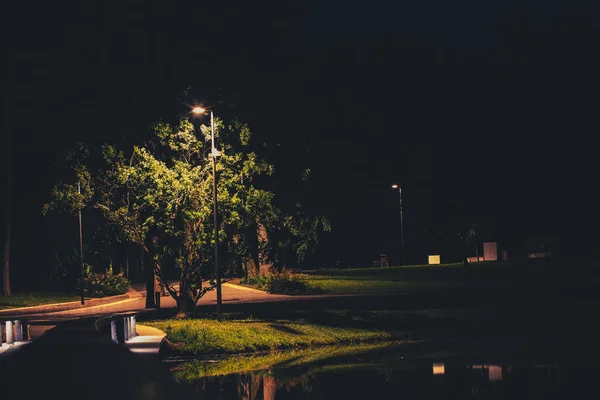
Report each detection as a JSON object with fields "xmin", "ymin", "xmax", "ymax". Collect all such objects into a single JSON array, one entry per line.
[
  {"xmin": 14, "ymin": 320, "xmax": 22, "ymax": 342},
  {"xmin": 131, "ymin": 315, "xmax": 136, "ymax": 338},
  {"xmin": 110, "ymin": 320, "xmax": 118, "ymax": 343},
  {"xmin": 124, "ymin": 316, "xmax": 130, "ymax": 341},
  {"xmin": 6, "ymin": 321, "xmax": 14, "ymax": 345},
  {"xmin": 128, "ymin": 316, "xmax": 133, "ymax": 339},
  {"xmin": 128, "ymin": 316, "xmax": 134, "ymax": 339}
]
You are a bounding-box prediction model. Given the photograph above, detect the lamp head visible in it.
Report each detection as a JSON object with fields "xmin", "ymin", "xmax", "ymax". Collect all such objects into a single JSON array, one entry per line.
[
  {"xmin": 192, "ymin": 106, "xmax": 206, "ymax": 115},
  {"xmin": 391, "ymin": 184, "xmax": 399, "ymax": 189}
]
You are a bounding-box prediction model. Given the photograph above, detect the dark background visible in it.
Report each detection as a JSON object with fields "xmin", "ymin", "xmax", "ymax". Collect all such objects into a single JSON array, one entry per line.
[{"xmin": 1, "ymin": 0, "xmax": 597, "ymax": 289}]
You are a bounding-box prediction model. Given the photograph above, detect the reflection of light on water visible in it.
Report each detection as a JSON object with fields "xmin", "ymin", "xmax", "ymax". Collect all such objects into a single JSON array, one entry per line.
[
  {"xmin": 469, "ymin": 365, "xmax": 503, "ymax": 381},
  {"xmin": 488, "ymin": 366, "xmax": 502, "ymax": 381},
  {"xmin": 433, "ymin": 363, "xmax": 445, "ymax": 375}
]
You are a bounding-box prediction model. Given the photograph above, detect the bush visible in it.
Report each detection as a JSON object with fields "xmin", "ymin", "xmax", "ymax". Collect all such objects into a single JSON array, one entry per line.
[
  {"xmin": 241, "ymin": 270, "xmax": 321, "ymax": 295},
  {"xmin": 240, "ymin": 275, "xmax": 269, "ymax": 288},
  {"xmin": 79, "ymin": 265, "xmax": 130, "ymax": 297}
]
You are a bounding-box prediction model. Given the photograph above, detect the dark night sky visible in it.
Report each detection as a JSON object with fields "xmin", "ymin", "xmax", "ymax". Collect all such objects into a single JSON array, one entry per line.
[{"xmin": 1, "ymin": 0, "xmax": 598, "ymax": 286}]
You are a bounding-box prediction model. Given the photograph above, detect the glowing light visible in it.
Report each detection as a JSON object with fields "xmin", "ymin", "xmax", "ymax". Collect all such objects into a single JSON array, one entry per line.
[
  {"xmin": 192, "ymin": 106, "xmax": 206, "ymax": 114},
  {"xmin": 433, "ymin": 363, "xmax": 445, "ymax": 375},
  {"xmin": 489, "ymin": 365, "xmax": 503, "ymax": 381},
  {"xmin": 391, "ymin": 184, "xmax": 399, "ymax": 189},
  {"xmin": 428, "ymin": 255, "xmax": 441, "ymax": 265}
]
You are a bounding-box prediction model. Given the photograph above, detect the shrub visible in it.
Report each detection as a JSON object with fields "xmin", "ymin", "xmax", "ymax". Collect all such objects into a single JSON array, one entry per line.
[
  {"xmin": 79, "ymin": 265, "xmax": 130, "ymax": 297},
  {"xmin": 241, "ymin": 269, "xmax": 321, "ymax": 295},
  {"xmin": 240, "ymin": 275, "xmax": 269, "ymax": 289}
]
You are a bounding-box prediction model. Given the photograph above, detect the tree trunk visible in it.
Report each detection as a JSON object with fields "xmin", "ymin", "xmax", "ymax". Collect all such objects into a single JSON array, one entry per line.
[
  {"xmin": 125, "ymin": 248, "xmax": 129, "ymax": 278},
  {"xmin": 143, "ymin": 250, "xmax": 155, "ymax": 308},
  {"xmin": 175, "ymin": 290, "xmax": 197, "ymax": 318},
  {"xmin": 263, "ymin": 376, "xmax": 277, "ymax": 400},
  {"xmin": 3, "ymin": 128, "xmax": 13, "ymax": 296}
]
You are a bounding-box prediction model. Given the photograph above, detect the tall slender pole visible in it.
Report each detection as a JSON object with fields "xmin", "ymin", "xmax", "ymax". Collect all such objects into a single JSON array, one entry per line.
[
  {"xmin": 78, "ymin": 182, "xmax": 85, "ymax": 304},
  {"xmin": 3, "ymin": 128, "xmax": 13, "ymax": 296},
  {"xmin": 211, "ymin": 111, "xmax": 222, "ymax": 314},
  {"xmin": 397, "ymin": 186, "xmax": 405, "ymax": 266}
]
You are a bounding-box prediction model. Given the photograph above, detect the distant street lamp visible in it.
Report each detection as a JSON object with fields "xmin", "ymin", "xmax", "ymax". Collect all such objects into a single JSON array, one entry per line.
[
  {"xmin": 192, "ymin": 106, "xmax": 222, "ymax": 314},
  {"xmin": 391, "ymin": 184, "xmax": 405, "ymax": 266}
]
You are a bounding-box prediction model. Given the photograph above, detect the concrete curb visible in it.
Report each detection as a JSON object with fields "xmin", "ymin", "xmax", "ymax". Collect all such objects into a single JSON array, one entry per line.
[
  {"xmin": 0, "ymin": 293, "xmax": 133, "ymax": 317},
  {"xmin": 223, "ymin": 282, "xmax": 268, "ymax": 294}
]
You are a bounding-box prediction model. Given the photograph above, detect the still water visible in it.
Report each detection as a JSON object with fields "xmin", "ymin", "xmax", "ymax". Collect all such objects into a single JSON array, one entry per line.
[{"xmin": 174, "ymin": 348, "xmax": 595, "ymax": 399}]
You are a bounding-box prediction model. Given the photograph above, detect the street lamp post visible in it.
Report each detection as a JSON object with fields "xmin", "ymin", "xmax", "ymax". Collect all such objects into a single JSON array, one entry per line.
[
  {"xmin": 78, "ymin": 181, "xmax": 85, "ymax": 304},
  {"xmin": 192, "ymin": 106, "xmax": 222, "ymax": 315},
  {"xmin": 391, "ymin": 184, "xmax": 405, "ymax": 266}
]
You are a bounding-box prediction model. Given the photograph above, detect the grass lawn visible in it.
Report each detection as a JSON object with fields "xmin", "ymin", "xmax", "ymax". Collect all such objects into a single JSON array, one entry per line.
[
  {"xmin": 0, "ymin": 292, "xmax": 79, "ymax": 310},
  {"xmin": 307, "ymin": 277, "xmax": 469, "ymax": 294},
  {"xmin": 300, "ymin": 262, "xmax": 504, "ymax": 294},
  {"xmin": 300, "ymin": 258, "xmax": 596, "ymax": 295},
  {"xmin": 236, "ymin": 258, "xmax": 599, "ymax": 296},
  {"xmin": 146, "ymin": 317, "xmax": 402, "ymax": 356}
]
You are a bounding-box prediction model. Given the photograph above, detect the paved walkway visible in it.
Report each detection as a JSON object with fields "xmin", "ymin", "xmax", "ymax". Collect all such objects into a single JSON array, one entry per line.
[
  {"xmin": 13, "ymin": 281, "xmax": 284, "ymax": 324},
  {"xmin": 3, "ymin": 281, "xmax": 401, "ymax": 326}
]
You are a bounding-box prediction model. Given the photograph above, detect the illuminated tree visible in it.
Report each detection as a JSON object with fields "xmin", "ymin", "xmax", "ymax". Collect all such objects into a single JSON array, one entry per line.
[{"xmin": 46, "ymin": 114, "xmax": 329, "ymax": 316}]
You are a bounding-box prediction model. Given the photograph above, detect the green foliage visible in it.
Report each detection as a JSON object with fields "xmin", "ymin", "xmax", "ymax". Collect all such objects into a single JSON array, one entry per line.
[
  {"xmin": 239, "ymin": 275, "xmax": 269, "ymax": 288},
  {"xmin": 79, "ymin": 265, "xmax": 130, "ymax": 297},
  {"xmin": 266, "ymin": 205, "xmax": 331, "ymax": 269},
  {"xmin": 45, "ymin": 112, "xmax": 329, "ymax": 313},
  {"xmin": 263, "ymin": 271, "xmax": 318, "ymax": 295},
  {"xmin": 241, "ymin": 270, "xmax": 322, "ymax": 295}
]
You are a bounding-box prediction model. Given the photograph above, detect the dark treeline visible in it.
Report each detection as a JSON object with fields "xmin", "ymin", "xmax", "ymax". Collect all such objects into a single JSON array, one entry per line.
[{"xmin": 1, "ymin": 2, "xmax": 597, "ymax": 290}]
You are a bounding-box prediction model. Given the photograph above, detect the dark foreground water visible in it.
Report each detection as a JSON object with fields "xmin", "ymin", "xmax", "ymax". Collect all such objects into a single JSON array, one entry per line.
[
  {"xmin": 175, "ymin": 350, "xmax": 598, "ymax": 399},
  {"xmin": 1, "ymin": 327, "xmax": 596, "ymax": 399},
  {"xmin": 179, "ymin": 362, "xmax": 598, "ymax": 399}
]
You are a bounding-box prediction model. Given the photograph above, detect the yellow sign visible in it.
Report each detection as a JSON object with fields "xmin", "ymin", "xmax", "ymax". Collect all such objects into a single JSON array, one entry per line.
[{"xmin": 428, "ymin": 255, "xmax": 441, "ymax": 264}]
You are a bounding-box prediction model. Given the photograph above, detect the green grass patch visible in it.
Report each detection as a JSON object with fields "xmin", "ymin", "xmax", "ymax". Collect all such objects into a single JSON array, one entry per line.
[
  {"xmin": 0, "ymin": 292, "xmax": 79, "ymax": 310},
  {"xmin": 237, "ymin": 262, "xmax": 533, "ymax": 295},
  {"xmin": 171, "ymin": 341, "xmax": 402, "ymax": 379},
  {"xmin": 307, "ymin": 277, "xmax": 470, "ymax": 294},
  {"xmin": 146, "ymin": 317, "xmax": 398, "ymax": 356},
  {"xmin": 300, "ymin": 259, "xmax": 588, "ymax": 295},
  {"xmin": 236, "ymin": 259, "xmax": 599, "ymax": 295}
]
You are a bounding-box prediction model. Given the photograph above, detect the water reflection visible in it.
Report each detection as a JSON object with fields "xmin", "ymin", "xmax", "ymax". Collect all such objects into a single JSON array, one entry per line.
[
  {"xmin": 471, "ymin": 364, "xmax": 503, "ymax": 381},
  {"xmin": 433, "ymin": 362, "xmax": 445, "ymax": 375},
  {"xmin": 177, "ymin": 361, "xmax": 578, "ymax": 399}
]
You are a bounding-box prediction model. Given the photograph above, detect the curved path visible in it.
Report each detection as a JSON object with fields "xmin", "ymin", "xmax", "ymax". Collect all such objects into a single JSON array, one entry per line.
[
  {"xmin": 26, "ymin": 282, "xmax": 285, "ymax": 319},
  {"xmin": 3, "ymin": 282, "xmax": 340, "ymax": 340}
]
